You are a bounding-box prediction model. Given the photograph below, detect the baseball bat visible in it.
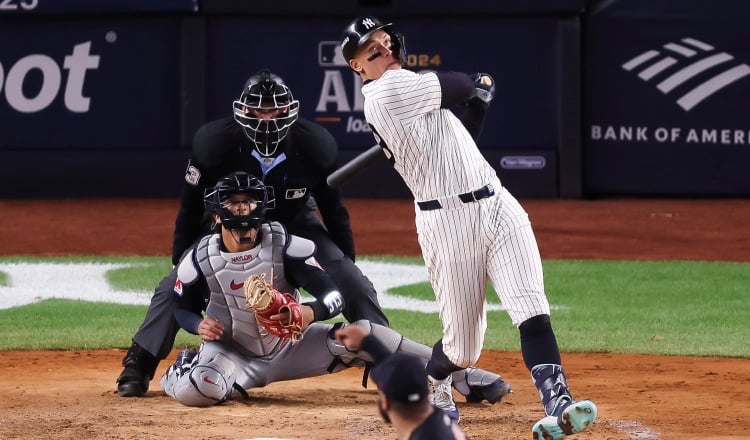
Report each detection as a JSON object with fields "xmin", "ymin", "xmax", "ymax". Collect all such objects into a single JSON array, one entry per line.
[{"xmin": 327, "ymin": 144, "xmax": 384, "ymax": 188}]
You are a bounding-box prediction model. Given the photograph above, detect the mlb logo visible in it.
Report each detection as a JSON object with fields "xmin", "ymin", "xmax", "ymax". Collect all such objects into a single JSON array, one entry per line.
[
  {"xmin": 285, "ymin": 188, "xmax": 307, "ymax": 199},
  {"xmin": 318, "ymin": 41, "xmax": 347, "ymax": 67}
]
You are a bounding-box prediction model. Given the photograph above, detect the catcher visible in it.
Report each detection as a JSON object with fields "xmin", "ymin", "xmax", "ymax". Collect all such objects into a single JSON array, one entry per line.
[{"xmin": 160, "ymin": 171, "xmax": 512, "ymax": 407}]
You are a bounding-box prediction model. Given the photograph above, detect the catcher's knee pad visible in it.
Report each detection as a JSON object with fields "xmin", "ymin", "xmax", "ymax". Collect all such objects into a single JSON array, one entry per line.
[{"xmin": 172, "ymin": 353, "xmax": 237, "ymax": 407}]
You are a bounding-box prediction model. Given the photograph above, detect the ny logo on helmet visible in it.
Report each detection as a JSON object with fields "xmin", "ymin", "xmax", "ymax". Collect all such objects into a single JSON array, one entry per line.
[{"xmin": 361, "ymin": 18, "xmax": 376, "ymax": 29}]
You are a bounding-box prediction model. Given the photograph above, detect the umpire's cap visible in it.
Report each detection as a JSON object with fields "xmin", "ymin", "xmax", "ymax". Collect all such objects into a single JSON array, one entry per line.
[
  {"xmin": 370, "ymin": 352, "xmax": 428, "ymax": 403},
  {"xmin": 340, "ymin": 16, "xmax": 393, "ymax": 61}
]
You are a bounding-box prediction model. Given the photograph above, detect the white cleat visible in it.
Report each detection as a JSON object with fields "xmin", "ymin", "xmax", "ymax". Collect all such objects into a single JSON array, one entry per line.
[{"xmin": 429, "ymin": 374, "xmax": 460, "ymax": 422}]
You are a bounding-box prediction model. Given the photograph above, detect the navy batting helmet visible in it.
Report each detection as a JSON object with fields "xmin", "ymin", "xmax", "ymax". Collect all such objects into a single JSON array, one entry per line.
[
  {"xmin": 340, "ymin": 16, "xmax": 406, "ymax": 63},
  {"xmin": 204, "ymin": 171, "xmax": 275, "ymax": 231}
]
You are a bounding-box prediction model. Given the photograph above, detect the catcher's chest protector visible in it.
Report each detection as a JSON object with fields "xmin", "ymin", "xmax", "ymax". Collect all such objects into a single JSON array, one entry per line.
[{"xmin": 199, "ymin": 222, "xmax": 295, "ymax": 356}]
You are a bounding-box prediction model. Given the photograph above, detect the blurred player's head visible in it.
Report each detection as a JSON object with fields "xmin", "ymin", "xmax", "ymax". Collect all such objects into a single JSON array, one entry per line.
[
  {"xmin": 204, "ymin": 171, "xmax": 275, "ymax": 245},
  {"xmin": 370, "ymin": 352, "xmax": 431, "ymax": 423},
  {"xmin": 233, "ymin": 69, "xmax": 300, "ymax": 157},
  {"xmin": 340, "ymin": 16, "xmax": 406, "ymax": 80}
]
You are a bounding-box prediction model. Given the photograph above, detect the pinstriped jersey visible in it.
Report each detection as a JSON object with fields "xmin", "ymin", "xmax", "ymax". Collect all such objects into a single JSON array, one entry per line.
[{"xmin": 362, "ymin": 69, "xmax": 498, "ymax": 202}]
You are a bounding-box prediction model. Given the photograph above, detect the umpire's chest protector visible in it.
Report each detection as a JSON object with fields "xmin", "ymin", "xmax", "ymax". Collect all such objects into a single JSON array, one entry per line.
[{"xmin": 198, "ymin": 222, "xmax": 296, "ymax": 357}]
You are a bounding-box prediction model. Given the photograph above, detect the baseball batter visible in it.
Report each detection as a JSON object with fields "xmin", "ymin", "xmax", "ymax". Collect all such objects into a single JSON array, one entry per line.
[
  {"xmin": 160, "ymin": 171, "xmax": 506, "ymax": 408},
  {"xmin": 340, "ymin": 16, "xmax": 597, "ymax": 438}
]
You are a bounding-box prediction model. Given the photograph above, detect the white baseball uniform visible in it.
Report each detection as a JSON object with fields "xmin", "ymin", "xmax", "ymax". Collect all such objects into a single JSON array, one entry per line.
[{"xmin": 362, "ymin": 68, "xmax": 551, "ymax": 367}]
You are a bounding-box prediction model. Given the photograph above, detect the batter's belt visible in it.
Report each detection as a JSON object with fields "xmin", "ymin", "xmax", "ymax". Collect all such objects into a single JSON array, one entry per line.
[{"xmin": 416, "ymin": 180, "xmax": 498, "ymax": 211}]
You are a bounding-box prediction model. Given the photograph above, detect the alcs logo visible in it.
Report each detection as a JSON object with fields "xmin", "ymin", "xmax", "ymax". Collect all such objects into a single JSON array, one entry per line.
[{"xmin": 0, "ymin": 41, "xmax": 100, "ymax": 113}]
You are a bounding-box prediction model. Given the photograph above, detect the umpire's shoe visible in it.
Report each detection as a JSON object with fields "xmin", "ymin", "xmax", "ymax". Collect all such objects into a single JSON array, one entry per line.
[
  {"xmin": 116, "ymin": 342, "xmax": 160, "ymax": 397},
  {"xmin": 532, "ymin": 398, "xmax": 598, "ymax": 440},
  {"xmin": 452, "ymin": 367, "xmax": 513, "ymax": 404}
]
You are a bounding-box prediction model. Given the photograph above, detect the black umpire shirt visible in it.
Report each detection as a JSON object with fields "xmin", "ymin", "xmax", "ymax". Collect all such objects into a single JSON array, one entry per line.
[{"xmin": 172, "ymin": 116, "xmax": 354, "ymax": 266}]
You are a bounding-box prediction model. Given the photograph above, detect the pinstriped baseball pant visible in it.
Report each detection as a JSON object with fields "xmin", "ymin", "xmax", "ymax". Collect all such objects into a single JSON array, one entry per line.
[{"xmin": 415, "ymin": 184, "xmax": 551, "ymax": 368}]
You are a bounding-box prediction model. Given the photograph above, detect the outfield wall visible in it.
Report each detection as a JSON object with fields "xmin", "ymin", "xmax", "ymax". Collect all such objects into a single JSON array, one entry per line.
[{"xmin": 1, "ymin": 1, "xmax": 748, "ymax": 198}]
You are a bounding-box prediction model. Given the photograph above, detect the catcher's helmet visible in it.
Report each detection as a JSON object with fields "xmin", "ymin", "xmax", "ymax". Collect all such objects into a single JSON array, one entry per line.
[
  {"xmin": 204, "ymin": 171, "xmax": 275, "ymax": 231},
  {"xmin": 232, "ymin": 69, "xmax": 300, "ymax": 157},
  {"xmin": 339, "ymin": 16, "xmax": 406, "ymax": 63}
]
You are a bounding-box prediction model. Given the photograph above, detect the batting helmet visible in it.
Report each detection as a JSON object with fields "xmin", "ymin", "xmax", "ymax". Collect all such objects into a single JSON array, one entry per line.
[
  {"xmin": 232, "ymin": 69, "xmax": 300, "ymax": 157},
  {"xmin": 339, "ymin": 16, "xmax": 406, "ymax": 63},
  {"xmin": 203, "ymin": 171, "xmax": 275, "ymax": 232}
]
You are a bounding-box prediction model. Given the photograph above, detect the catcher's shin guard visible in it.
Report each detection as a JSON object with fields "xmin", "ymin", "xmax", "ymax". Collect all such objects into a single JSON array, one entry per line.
[
  {"xmin": 452, "ymin": 367, "xmax": 513, "ymax": 404},
  {"xmin": 349, "ymin": 321, "xmax": 513, "ymax": 404},
  {"xmin": 117, "ymin": 342, "xmax": 160, "ymax": 397},
  {"xmin": 169, "ymin": 353, "xmax": 237, "ymax": 407}
]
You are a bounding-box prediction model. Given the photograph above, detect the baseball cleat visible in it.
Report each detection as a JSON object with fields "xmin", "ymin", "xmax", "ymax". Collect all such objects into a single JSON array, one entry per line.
[
  {"xmin": 171, "ymin": 349, "xmax": 198, "ymax": 377},
  {"xmin": 117, "ymin": 375, "xmax": 149, "ymax": 397},
  {"xmin": 532, "ymin": 400, "xmax": 597, "ymax": 440},
  {"xmin": 116, "ymin": 342, "xmax": 160, "ymax": 397},
  {"xmin": 429, "ymin": 374, "xmax": 460, "ymax": 422}
]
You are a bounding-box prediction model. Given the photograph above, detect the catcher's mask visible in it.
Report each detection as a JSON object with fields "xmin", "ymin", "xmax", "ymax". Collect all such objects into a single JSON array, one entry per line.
[
  {"xmin": 232, "ymin": 69, "xmax": 300, "ymax": 157},
  {"xmin": 204, "ymin": 171, "xmax": 276, "ymax": 233},
  {"xmin": 340, "ymin": 16, "xmax": 406, "ymax": 64}
]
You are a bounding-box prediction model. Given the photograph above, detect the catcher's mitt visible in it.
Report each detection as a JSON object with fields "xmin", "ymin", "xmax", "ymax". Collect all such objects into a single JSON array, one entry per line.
[{"xmin": 243, "ymin": 273, "xmax": 304, "ymax": 343}]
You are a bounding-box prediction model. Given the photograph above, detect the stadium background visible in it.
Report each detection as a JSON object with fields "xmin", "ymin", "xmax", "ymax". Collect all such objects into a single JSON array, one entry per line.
[
  {"xmin": 2, "ymin": 0, "xmax": 749, "ymax": 199},
  {"xmin": 1, "ymin": 1, "xmax": 749, "ymax": 439}
]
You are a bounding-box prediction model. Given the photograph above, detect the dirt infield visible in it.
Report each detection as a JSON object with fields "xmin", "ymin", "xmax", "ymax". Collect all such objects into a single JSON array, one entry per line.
[{"xmin": 1, "ymin": 198, "xmax": 749, "ymax": 440}]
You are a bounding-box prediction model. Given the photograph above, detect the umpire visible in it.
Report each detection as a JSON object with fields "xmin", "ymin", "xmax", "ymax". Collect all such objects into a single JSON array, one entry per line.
[{"xmin": 116, "ymin": 68, "xmax": 389, "ymax": 397}]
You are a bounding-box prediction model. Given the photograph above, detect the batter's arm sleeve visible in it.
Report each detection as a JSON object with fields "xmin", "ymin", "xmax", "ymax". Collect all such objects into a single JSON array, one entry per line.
[
  {"xmin": 460, "ymin": 97, "xmax": 490, "ymax": 142},
  {"xmin": 285, "ymin": 256, "xmax": 345, "ymax": 322},
  {"xmin": 436, "ymin": 71, "xmax": 475, "ymax": 108}
]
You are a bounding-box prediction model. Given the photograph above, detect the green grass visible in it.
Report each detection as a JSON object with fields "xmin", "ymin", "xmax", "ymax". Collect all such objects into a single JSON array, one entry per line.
[
  {"xmin": 0, "ymin": 256, "xmax": 747, "ymax": 358},
  {"xmin": 0, "ymin": 300, "xmax": 200, "ymax": 350}
]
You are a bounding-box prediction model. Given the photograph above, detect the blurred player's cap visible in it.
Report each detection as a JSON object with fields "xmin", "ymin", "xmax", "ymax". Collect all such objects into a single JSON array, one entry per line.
[{"xmin": 370, "ymin": 352, "xmax": 428, "ymax": 403}]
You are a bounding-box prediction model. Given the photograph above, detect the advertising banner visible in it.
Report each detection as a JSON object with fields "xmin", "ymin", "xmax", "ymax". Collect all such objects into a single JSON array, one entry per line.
[
  {"xmin": 199, "ymin": 0, "xmax": 584, "ymax": 15},
  {"xmin": 201, "ymin": 16, "xmax": 568, "ymax": 197},
  {"xmin": 0, "ymin": 18, "xmax": 183, "ymax": 150},
  {"xmin": 0, "ymin": 0, "xmax": 196, "ymax": 14},
  {"xmin": 584, "ymin": 0, "xmax": 750, "ymax": 195},
  {"xmin": 0, "ymin": 17, "xmax": 187, "ymax": 197},
  {"xmin": 202, "ymin": 16, "xmax": 564, "ymax": 154}
]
